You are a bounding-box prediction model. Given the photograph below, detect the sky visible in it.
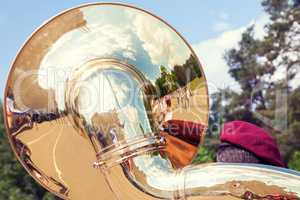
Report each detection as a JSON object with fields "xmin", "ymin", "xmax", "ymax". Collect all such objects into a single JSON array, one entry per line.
[{"xmin": 0, "ymin": 0, "xmax": 266, "ymax": 96}]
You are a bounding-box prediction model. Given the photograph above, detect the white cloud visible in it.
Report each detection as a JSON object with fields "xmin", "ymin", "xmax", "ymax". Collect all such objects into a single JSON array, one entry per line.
[
  {"xmin": 212, "ymin": 21, "xmax": 232, "ymax": 32},
  {"xmin": 212, "ymin": 12, "xmax": 233, "ymax": 33},
  {"xmin": 193, "ymin": 27, "xmax": 245, "ymax": 93},
  {"xmin": 193, "ymin": 14, "xmax": 269, "ymax": 94},
  {"xmin": 252, "ymin": 14, "xmax": 270, "ymax": 39},
  {"xmin": 132, "ymin": 13, "xmax": 190, "ymax": 67},
  {"xmin": 271, "ymin": 21, "xmax": 300, "ymax": 89}
]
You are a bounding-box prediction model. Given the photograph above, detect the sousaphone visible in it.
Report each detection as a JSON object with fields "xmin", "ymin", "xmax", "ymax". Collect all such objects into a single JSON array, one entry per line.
[{"xmin": 3, "ymin": 3, "xmax": 300, "ymax": 200}]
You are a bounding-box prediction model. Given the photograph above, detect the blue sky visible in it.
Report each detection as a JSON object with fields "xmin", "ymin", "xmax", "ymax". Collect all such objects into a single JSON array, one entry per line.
[{"xmin": 0, "ymin": 0, "xmax": 265, "ymax": 95}]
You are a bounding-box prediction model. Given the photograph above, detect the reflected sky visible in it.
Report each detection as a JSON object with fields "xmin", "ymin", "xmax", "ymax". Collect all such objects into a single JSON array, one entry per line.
[
  {"xmin": 133, "ymin": 154, "xmax": 179, "ymax": 191},
  {"xmin": 37, "ymin": 5, "xmax": 192, "ymax": 111},
  {"xmin": 76, "ymin": 67, "xmax": 152, "ymax": 139}
]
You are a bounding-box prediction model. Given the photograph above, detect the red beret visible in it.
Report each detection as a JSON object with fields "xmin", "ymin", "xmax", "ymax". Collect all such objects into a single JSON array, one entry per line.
[{"xmin": 220, "ymin": 120, "xmax": 286, "ymax": 168}]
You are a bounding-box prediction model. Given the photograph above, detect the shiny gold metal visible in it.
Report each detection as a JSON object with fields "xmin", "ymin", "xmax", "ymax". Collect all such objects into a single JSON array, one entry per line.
[
  {"xmin": 3, "ymin": 3, "xmax": 300, "ymax": 200},
  {"xmin": 3, "ymin": 3, "xmax": 208, "ymax": 199}
]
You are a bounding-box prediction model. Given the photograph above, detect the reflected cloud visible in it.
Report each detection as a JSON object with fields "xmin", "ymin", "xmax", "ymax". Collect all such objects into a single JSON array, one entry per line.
[
  {"xmin": 5, "ymin": 4, "xmax": 209, "ymax": 199},
  {"xmin": 133, "ymin": 154, "xmax": 177, "ymax": 191},
  {"xmin": 131, "ymin": 12, "xmax": 190, "ymax": 68},
  {"xmin": 38, "ymin": 5, "xmax": 194, "ymax": 111}
]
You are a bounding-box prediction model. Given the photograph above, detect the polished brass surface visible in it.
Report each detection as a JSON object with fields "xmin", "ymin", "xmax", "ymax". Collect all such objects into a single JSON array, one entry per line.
[
  {"xmin": 3, "ymin": 3, "xmax": 300, "ymax": 200},
  {"xmin": 3, "ymin": 3, "xmax": 208, "ymax": 199}
]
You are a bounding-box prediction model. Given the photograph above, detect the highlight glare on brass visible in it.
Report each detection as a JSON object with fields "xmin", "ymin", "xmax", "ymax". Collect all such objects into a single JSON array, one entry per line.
[{"xmin": 3, "ymin": 3, "xmax": 300, "ymax": 200}]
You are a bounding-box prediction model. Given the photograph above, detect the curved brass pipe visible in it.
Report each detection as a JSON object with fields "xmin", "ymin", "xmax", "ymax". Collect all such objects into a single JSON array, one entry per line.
[{"xmin": 103, "ymin": 153, "xmax": 300, "ymax": 199}]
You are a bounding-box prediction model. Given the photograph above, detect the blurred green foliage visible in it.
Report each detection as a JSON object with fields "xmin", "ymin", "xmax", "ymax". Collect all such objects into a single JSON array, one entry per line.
[
  {"xmin": 193, "ymin": 147, "xmax": 215, "ymax": 164},
  {"xmin": 205, "ymin": 0, "xmax": 300, "ymax": 167},
  {"xmin": 289, "ymin": 151, "xmax": 300, "ymax": 171}
]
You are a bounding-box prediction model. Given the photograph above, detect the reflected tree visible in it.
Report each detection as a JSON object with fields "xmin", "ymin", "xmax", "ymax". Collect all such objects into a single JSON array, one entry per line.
[{"xmin": 155, "ymin": 55, "xmax": 202, "ymax": 96}]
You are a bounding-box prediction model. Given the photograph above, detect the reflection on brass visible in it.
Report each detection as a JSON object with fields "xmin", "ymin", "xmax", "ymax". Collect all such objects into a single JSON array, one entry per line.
[{"xmin": 3, "ymin": 3, "xmax": 300, "ymax": 200}]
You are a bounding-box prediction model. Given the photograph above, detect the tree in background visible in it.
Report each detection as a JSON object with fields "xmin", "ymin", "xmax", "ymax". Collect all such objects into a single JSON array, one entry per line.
[
  {"xmin": 0, "ymin": 101, "xmax": 60, "ymax": 199},
  {"xmin": 289, "ymin": 150, "xmax": 300, "ymax": 171},
  {"xmin": 218, "ymin": 0, "xmax": 300, "ymax": 167}
]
